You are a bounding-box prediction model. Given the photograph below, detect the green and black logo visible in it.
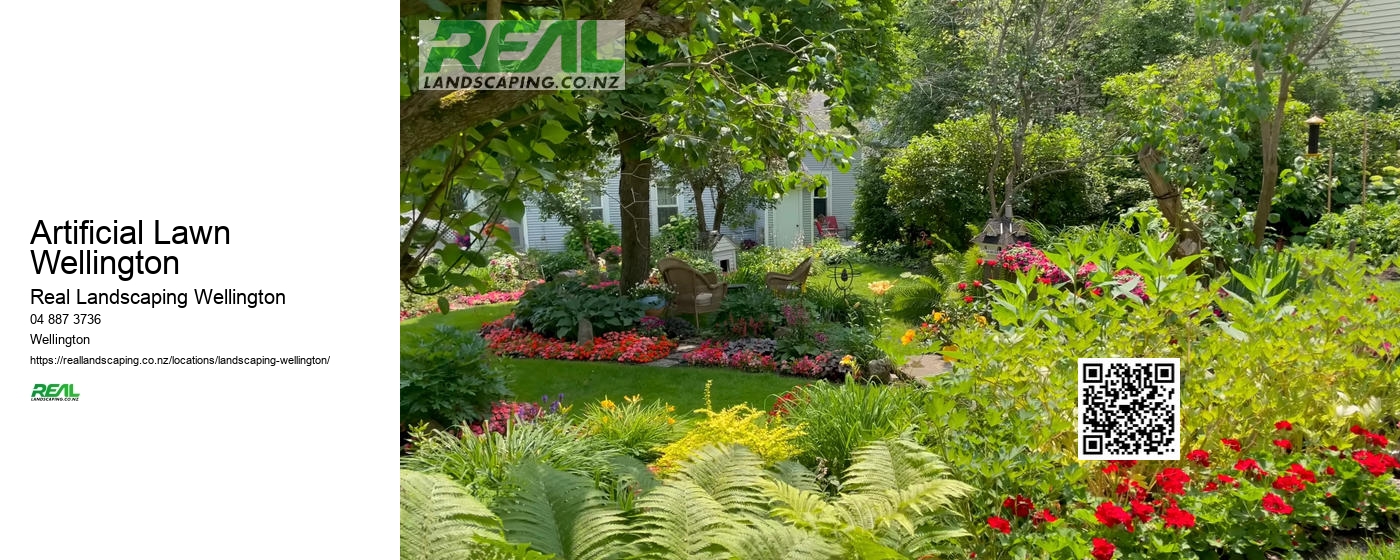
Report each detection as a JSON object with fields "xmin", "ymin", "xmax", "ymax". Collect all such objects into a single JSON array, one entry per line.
[{"xmin": 31, "ymin": 383, "xmax": 80, "ymax": 401}]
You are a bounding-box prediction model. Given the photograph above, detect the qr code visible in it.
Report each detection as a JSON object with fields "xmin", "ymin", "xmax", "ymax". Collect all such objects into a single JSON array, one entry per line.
[{"xmin": 1077, "ymin": 358, "xmax": 1181, "ymax": 461}]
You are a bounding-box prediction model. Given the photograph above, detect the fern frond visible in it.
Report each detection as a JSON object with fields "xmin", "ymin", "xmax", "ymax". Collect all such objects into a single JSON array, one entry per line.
[
  {"xmin": 770, "ymin": 460, "xmax": 822, "ymax": 494},
  {"xmin": 399, "ymin": 470, "xmax": 505, "ymax": 560},
  {"xmin": 834, "ymin": 438, "xmax": 974, "ymax": 557},
  {"xmin": 671, "ymin": 444, "xmax": 770, "ymax": 518},
  {"xmin": 632, "ymin": 479, "xmax": 736, "ymax": 560},
  {"xmin": 499, "ymin": 461, "xmax": 630, "ymax": 560},
  {"xmin": 761, "ymin": 479, "xmax": 841, "ymax": 531},
  {"xmin": 717, "ymin": 518, "xmax": 843, "ymax": 560},
  {"xmin": 843, "ymin": 438, "xmax": 949, "ymax": 495}
]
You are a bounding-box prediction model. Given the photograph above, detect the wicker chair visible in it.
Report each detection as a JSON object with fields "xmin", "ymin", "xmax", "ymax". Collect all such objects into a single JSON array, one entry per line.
[
  {"xmin": 765, "ymin": 257, "xmax": 813, "ymax": 295},
  {"xmin": 657, "ymin": 257, "xmax": 727, "ymax": 326}
]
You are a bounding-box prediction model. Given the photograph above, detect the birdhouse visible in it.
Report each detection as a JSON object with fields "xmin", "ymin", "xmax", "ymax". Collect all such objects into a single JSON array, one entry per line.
[
  {"xmin": 711, "ymin": 234, "xmax": 738, "ymax": 272},
  {"xmin": 973, "ymin": 217, "xmax": 1031, "ymax": 260}
]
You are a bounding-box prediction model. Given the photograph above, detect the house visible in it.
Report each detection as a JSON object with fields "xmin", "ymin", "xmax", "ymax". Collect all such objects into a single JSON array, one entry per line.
[
  {"xmin": 505, "ymin": 94, "xmax": 861, "ymax": 253},
  {"xmin": 1336, "ymin": 0, "xmax": 1400, "ymax": 83}
]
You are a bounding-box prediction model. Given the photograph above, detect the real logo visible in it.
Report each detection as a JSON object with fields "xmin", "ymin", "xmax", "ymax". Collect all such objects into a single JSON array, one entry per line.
[
  {"xmin": 418, "ymin": 20, "xmax": 625, "ymax": 90},
  {"xmin": 31, "ymin": 383, "xmax": 80, "ymax": 401}
]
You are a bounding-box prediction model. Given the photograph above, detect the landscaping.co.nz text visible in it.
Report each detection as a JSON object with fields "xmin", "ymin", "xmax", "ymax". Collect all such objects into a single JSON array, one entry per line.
[{"xmin": 32, "ymin": 355, "xmax": 330, "ymax": 367}]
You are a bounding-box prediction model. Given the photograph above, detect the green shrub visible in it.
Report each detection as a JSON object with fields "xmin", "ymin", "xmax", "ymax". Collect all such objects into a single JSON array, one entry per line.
[
  {"xmin": 655, "ymin": 213, "xmax": 701, "ymax": 253},
  {"xmin": 779, "ymin": 382, "xmax": 922, "ymax": 481},
  {"xmin": 577, "ymin": 395, "xmax": 686, "ymax": 462},
  {"xmin": 804, "ymin": 285, "xmax": 877, "ymax": 328},
  {"xmin": 717, "ymin": 287, "xmax": 784, "ymax": 338},
  {"xmin": 512, "ymin": 279, "xmax": 644, "ymax": 340},
  {"xmin": 536, "ymin": 250, "xmax": 589, "ymax": 280},
  {"xmin": 1304, "ymin": 201, "xmax": 1400, "ymax": 259},
  {"xmin": 851, "ymin": 151, "xmax": 907, "ymax": 244},
  {"xmin": 400, "ymin": 325, "xmax": 512, "ymax": 426},
  {"xmin": 563, "ymin": 220, "xmax": 620, "ymax": 256},
  {"xmin": 812, "ymin": 236, "xmax": 854, "ymax": 265}
]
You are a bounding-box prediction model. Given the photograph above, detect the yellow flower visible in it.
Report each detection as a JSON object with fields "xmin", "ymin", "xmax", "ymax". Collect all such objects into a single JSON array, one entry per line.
[
  {"xmin": 867, "ymin": 280, "xmax": 894, "ymax": 296},
  {"xmin": 666, "ymin": 404, "xmax": 675, "ymax": 413},
  {"xmin": 666, "ymin": 417, "xmax": 676, "ymax": 425},
  {"xmin": 624, "ymin": 394, "xmax": 642, "ymax": 405},
  {"xmin": 932, "ymin": 311, "xmax": 946, "ymax": 323},
  {"xmin": 975, "ymin": 315, "xmax": 988, "ymax": 326},
  {"xmin": 840, "ymin": 354, "xmax": 856, "ymax": 367},
  {"xmin": 901, "ymin": 329, "xmax": 916, "ymax": 345},
  {"xmin": 600, "ymin": 398, "xmax": 616, "ymax": 410}
]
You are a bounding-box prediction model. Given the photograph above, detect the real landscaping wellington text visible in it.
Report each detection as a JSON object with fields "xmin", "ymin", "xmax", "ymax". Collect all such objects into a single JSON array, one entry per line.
[{"xmin": 27, "ymin": 219, "xmax": 286, "ymax": 308}]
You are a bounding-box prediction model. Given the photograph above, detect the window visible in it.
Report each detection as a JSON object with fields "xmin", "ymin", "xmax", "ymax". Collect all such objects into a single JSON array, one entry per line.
[
  {"xmin": 586, "ymin": 193, "xmax": 605, "ymax": 223},
  {"xmin": 656, "ymin": 187, "xmax": 679, "ymax": 225},
  {"xmin": 813, "ymin": 185, "xmax": 828, "ymax": 219},
  {"xmin": 505, "ymin": 219, "xmax": 526, "ymax": 250}
]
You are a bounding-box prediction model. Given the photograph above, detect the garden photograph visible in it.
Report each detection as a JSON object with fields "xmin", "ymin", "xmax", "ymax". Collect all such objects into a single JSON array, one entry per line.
[{"xmin": 399, "ymin": 0, "xmax": 1400, "ymax": 558}]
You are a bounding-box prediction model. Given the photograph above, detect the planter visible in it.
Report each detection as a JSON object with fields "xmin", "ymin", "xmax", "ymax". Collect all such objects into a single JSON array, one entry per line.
[{"xmin": 639, "ymin": 295, "xmax": 668, "ymax": 317}]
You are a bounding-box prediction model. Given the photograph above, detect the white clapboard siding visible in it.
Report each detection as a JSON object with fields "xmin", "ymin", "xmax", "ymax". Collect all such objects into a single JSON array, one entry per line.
[{"xmin": 1336, "ymin": 0, "xmax": 1400, "ymax": 81}]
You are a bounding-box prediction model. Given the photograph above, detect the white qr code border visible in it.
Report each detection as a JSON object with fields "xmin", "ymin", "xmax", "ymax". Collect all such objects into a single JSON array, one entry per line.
[{"xmin": 1076, "ymin": 358, "xmax": 1181, "ymax": 461}]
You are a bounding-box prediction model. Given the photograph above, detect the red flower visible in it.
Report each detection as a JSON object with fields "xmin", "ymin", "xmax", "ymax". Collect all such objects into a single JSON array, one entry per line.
[
  {"xmin": 1216, "ymin": 473, "xmax": 1239, "ymax": 487},
  {"xmin": 1115, "ymin": 479, "xmax": 1147, "ymax": 500},
  {"xmin": 976, "ymin": 259, "xmax": 984, "ymax": 266},
  {"xmin": 973, "ymin": 280, "xmax": 983, "ymax": 287},
  {"xmin": 1287, "ymin": 463, "xmax": 1317, "ymax": 483},
  {"xmin": 957, "ymin": 282, "xmax": 968, "ymax": 290},
  {"xmin": 1366, "ymin": 293, "xmax": 1379, "ymax": 304},
  {"xmin": 1163, "ymin": 501, "xmax": 1196, "ymax": 529},
  {"xmin": 1186, "ymin": 449, "xmax": 1210, "ymax": 466},
  {"xmin": 1032, "ymin": 508, "xmax": 1058, "ymax": 524},
  {"xmin": 1095, "ymin": 502, "xmax": 1133, "ymax": 531},
  {"xmin": 986, "ymin": 516, "xmax": 1011, "ymax": 534},
  {"xmin": 1155, "ymin": 467, "xmax": 1190, "ymax": 495},
  {"xmin": 1002, "ymin": 495, "xmax": 1034, "ymax": 518},
  {"xmin": 1234, "ymin": 458, "xmax": 1264, "ymax": 475},
  {"xmin": 1272, "ymin": 474, "xmax": 1307, "ymax": 493},
  {"xmin": 1366, "ymin": 432, "xmax": 1389, "ymax": 447},
  {"xmin": 1202, "ymin": 481, "xmax": 1220, "ymax": 492},
  {"xmin": 1091, "ymin": 538, "xmax": 1116, "ymax": 560},
  {"xmin": 1351, "ymin": 425, "xmax": 1367, "ymax": 435},
  {"xmin": 1129, "ymin": 499, "xmax": 1154, "ymax": 523},
  {"xmin": 1273, "ymin": 439, "xmax": 1293, "ymax": 451},
  {"xmin": 1262, "ymin": 493, "xmax": 1293, "ymax": 515},
  {"xmin": 1353, "ymin": 450, "xmax": 1400, "ymax": 476},
  {"xmin": 1102, "ymin": 463, "xmax": 1118, "ymax": 474},
  {"xmin": 1222, "ymin": 438, "xmax": 1242, "ymax": 451},
  {"xmin": 1325, "ymin": 466, "xmax": 1336, "ymax": 476},
  {"xmin": 1275, "ymin": 420, "xmax": 1293, "ymax": 431},
  {"xmin": 964, "ymin": 296, "xmax": 975, "ymax": 303}
]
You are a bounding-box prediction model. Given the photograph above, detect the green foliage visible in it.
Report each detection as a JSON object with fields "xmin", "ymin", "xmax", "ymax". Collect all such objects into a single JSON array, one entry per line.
[
  {"xmin": 655, "ymin": 214, "xmax": 701, "ymax": 255},
  {"xmin": 499, "ymin": 461, "xmax": 630, "ymax": 560},
  {"xmin": 578, "ymin": 396, "xmax": 685, "ymax": 462},
  {"xmin": 891, "ymin": 248, "xmax": 984, "ymax": 322},
  {"xmin": 399, "ymin": 469, "xmax": 514, "ymax": 560},
  {"xmin": 537, "ymin": 251, "xmax": 591, "ymax": 281},
  {"xmin": 1223, "ymin": 249, "xmax": 1303, "ymax": 306},
  {"xmin": 400, "ymin": 325, "xmax": 511, "ymax": 426},
  {"xmin": 803, "ymin": 286, "xmax": 877, "ymax": 328},
  {"xmin": 717, "ymin": 287, "xmax": 784, "ymax": 338},
  {"xmin": 1304, "ymin": 201, "xmax": 1400, "ymax": 258},
  {"xmin": 779, "ymin": 383, "xmax": 922, "ymax": 481},
  {"xmin": 402, "ymin": 419, "xmax": 623, "ymax": 507},
  {"xmin": 851, "ymin": 152, "xmax": 906, "ymax": 244},
  {"xmin": 563, "ymin": 221, "xmax": 620, "ymax": 258},
  {"xmin": 513, "ymin": 280, "xmax": 645, "ymax": 340},
  {"xmin": 884, "ymin": 115, "xmax": 1102, "ymax": 250}
]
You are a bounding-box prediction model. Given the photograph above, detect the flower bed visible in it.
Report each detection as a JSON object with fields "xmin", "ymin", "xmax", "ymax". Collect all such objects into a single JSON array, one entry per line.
[
  {"xmin": 399, "ymin": 289, "xmax": 527, "ymax": 321},
  {"xmin": 679, "ymin": 338, "xmax": 852, "ymax": 379},
  {"xmin": 970, "ymin": 420, "xmax": 1400, "ymax": 559},
  {"xmin": 481, "ymin": 317, "xmax": 677, "ymax": 363}
]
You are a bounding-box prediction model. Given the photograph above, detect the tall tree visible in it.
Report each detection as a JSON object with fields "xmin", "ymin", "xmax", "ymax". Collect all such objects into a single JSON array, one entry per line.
[
  {"xmin": 654, "ymin": 140, "xmax": 782, "ymax": 245},
  {"xmin": 1196, "ymin": 0, "xmax": 1356, "ymax": 247}
]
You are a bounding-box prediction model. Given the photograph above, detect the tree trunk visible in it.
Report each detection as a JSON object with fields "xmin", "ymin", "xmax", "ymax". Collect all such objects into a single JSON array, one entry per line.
[
  {"xmin": 1138, "ymin": 147, "xmax": 1206, "ymax": 259},
  {"xmin": 711, "ymin": 187, "xmax": 728, "ymax": 239},
  {"xmin": 618, "ymin": 123, "xmax": 655, "ymax": 293},
  {"xmin": 691, "ymin": 183, "xmax": 709, "ymax": 246},
  {"xmin": 1252, "ymin": 102, "xmax": 1287, "ymax": 247}
]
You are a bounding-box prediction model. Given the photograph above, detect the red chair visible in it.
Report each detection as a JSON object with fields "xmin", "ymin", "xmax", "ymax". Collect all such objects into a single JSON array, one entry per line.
[{"xmin": 815, "ymin": 215, "xmax": 842, "ymax": 238}]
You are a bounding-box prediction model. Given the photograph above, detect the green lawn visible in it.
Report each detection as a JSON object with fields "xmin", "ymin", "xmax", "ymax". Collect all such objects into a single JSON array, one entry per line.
[
  {"xmin": 400, "ymin": 303, "xmax": 515, "ymax": 337},
  {"xmin": 506, "ymin": 359, "xmax": 806, "ymax": 413}
]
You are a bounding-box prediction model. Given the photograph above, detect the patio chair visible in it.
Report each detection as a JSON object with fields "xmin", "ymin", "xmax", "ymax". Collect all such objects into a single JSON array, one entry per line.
[
  {"xmin": 765, "ymin": 257, "xmax": 813, "ymax": 296},
  {"xmin": 815, "ymin": 215, "xmax": 843, "ymax": 239},
  {"xmin": 657, "ymin": 257, "xmax": 728, "ymax": 326}
]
